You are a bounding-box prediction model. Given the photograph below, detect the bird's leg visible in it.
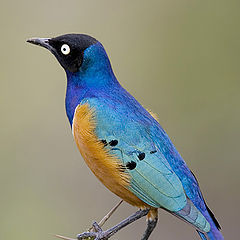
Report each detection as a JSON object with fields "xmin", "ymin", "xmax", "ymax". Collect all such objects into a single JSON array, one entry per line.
[
  {"xmin": 141, "ymin": 208, "xmax": 158, "ymax": 240},
  {"xmin": 103, "ymin": 208, "xmax": 149, "ymax": 238},
  {"xmin": 141, "ymin": 217, "xmax": 158, "ymax": 240},
  {"xmin": 77, "ymin": 208, "xmax": 149, "ymax": 240}
]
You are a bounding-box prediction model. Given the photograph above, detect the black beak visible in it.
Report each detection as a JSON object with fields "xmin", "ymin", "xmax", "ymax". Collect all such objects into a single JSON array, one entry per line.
[{"xmin": 27, "ymin": 38, "xmax": 53, "ymax": 51}]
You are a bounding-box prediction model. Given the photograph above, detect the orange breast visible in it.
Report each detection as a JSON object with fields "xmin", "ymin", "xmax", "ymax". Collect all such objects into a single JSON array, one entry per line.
[{"xmin": 72, "ymin": 103, "xmax": 148, "ymax": 208}]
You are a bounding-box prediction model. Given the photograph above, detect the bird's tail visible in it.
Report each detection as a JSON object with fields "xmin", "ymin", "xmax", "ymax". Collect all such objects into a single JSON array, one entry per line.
[
  {"xmin": 197, "ymin": 228, "xmax": 224, "ymax": 240},
  {"xmin": 197, "ymin": 231, "xmax": 208, "ymax": 240},
  {"xmin": 197, "ymin": 205, "xmax": 224, "ymax": 240},
  {"xmin": 173, "ymin": 198, "xmax": 224, "ymax": 240}
]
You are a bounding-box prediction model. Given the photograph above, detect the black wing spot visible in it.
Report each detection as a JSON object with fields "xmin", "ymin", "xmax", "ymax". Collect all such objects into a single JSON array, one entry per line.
[
  {"xmin": 126, "ymin": 161, "xmax": 137, "ymax": 170},
  {"xmin": 138, "ymin": 152, "xmax": 145, "ymax": 160},
  {"xmin": 100, "ymin": 139, "xmax": 108, "ymax": 146},
  {"xmin": 109, "ymin": 140, "xmax": 118, "ymax": 146},
  {"xmin": 150, "ymin": 150, "xmax": 157, "ymax": 154}
]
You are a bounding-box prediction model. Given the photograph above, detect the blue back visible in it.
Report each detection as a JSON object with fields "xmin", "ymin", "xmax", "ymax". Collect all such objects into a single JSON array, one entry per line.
[{"xmin": 65, "ymin": 42, "xmax": 222, "ymax": 238}]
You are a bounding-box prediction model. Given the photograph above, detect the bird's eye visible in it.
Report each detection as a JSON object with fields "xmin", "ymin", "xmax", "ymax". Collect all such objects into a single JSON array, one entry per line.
[{"xmin": 61, "ymin": 44, "xmax": 70, "ymax": 55}]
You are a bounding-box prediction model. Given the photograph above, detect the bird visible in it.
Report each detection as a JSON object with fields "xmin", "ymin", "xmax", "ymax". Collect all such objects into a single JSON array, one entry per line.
[{"xmin": 27, "ymin": 34, "xmax": 224, "ymax": 240}]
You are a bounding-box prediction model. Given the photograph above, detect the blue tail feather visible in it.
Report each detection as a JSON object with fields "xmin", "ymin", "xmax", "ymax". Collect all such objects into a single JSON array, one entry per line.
[
  {"xmin": 197, "ymin": 229, "xmax": 224, "ymax": 240},
  {"xmin": 197, "ymin": 231, "xmax": 207, "ymax": 240},
  {"xmin": 199, "ymin": 210, "xmax": 224, "ymax": 240},
  {"xmin": 173, "ymin": 197, "xmax": 223, "ymax": 239}
]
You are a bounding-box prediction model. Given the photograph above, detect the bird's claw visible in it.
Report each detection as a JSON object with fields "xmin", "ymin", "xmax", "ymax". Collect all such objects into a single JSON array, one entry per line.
[
  {"xmin": 77, "ymin": 222, "xmax": 109, "ymax": 240},
  {"xmin": 92, "ymin": 222, "xmax": 103, "ymax": 232},
  {"xmin": 77, "ymin": 231, "xmax": 108, "ymax": 240}
]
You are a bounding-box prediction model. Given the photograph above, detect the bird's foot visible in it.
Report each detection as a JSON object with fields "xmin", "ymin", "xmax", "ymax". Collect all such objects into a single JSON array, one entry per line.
[
  {"xmin": 77, "ymin": 222, "xmax": 110, "ymax": 240},
  {"xmin": 77, "ymin": 209, "xmax": 149, "ymax": 240}
]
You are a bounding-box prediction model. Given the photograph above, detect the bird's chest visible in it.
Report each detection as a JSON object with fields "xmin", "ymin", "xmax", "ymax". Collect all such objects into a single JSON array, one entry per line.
[{"xmin": 72, "ymin": 103, "xmax": 147, "ymax": 207}]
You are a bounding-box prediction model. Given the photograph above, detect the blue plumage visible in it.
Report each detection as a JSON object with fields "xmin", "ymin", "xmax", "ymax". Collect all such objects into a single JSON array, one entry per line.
[
  {"xmin": 28, "ymin": 34, "xmax": 223, "ymax": 240},
  {"xmin": 65, "ymin": 42, "xmax": 222, "ymax": 239}
]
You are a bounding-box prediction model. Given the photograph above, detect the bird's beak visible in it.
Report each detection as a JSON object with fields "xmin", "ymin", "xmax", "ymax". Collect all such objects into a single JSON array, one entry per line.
[{"xmin": 27, "ymin": 38, "xmax": 53, "ymax": 52}]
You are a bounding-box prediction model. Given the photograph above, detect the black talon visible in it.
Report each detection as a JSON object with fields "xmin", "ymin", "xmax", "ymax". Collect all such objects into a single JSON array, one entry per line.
[
  {"xmin": 77, "ymin": 209, "xmax": 149, "ymax": 240},
  {"xmin": 109, "ymin": 140, "xmax": 118, "ymax": 146},
  {"xmin": 92, "ymin": 221, "xmax": 103, "ymax": 232},
  {"xmin": 77, "ymin": 232, "xmax": 96, "ymax": 239},
  {"xmin": 138, "ymin": 152, "xmax": 145, "ymax": 160}
]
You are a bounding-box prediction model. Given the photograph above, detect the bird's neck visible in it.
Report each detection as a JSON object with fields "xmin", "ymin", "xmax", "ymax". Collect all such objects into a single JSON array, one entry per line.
[{"xmin": 65, "ymin": 43, "xmax": 120, "ymax": 126}]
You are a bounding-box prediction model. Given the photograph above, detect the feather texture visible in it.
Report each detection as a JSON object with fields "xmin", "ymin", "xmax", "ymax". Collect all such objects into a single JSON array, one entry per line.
[{"xmin": 65, "ymin": 42, "xmax": 223, "ymax": 239}]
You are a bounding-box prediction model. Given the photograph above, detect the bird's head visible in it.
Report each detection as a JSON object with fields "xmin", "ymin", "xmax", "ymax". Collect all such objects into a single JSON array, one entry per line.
[{"xmin": 27, "ymin": 34, "xmax": 109, "ymax": 74}]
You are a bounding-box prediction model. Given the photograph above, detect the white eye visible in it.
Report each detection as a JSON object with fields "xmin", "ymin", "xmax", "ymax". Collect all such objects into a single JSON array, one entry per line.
[{"xmin": 61, "ymin": 44, "xmax": 70, "ymax": 55}]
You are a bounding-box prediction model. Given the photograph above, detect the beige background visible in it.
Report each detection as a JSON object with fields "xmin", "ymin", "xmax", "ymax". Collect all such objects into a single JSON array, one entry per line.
[{"xmin": 1, "ymin": 1, "xmax": 239, "ymax": 239}]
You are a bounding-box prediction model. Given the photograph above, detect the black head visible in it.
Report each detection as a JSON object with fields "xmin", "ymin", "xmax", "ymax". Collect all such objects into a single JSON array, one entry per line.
[{"xmin": 27, "ymin": 34, "xmax": 98, "ymax": 72}]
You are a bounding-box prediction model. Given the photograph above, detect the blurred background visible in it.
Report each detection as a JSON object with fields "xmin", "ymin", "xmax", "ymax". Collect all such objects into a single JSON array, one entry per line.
[{"xmin": 0, "ymin": 0, "xmax": 239, "ymax": 239}]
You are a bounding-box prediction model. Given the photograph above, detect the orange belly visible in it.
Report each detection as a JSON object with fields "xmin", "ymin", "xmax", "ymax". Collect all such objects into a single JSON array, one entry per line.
[{"xmin": 72, "ymin": 103, "xmax": 148, "ymax": 208}]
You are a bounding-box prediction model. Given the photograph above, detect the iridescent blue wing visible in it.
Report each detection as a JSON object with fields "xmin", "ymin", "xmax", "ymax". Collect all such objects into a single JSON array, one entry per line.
[
  {"xmin": 82, "ymin": 96, "xmax": 210, "ymax": 232},
  {"xmin": 84, "ymin": 97, "xmax": 187, "ymax": 211}
]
